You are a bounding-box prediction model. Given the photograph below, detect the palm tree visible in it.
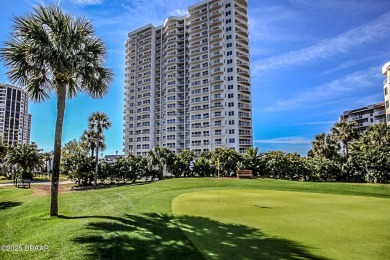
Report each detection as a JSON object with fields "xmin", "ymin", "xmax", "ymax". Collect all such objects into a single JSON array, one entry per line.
[
  {"xmin": 0, "ymin": 144, "xmax": 8, "ymax": 177},
  {"xmin": 43, "ymin": 152, "xmax": 53, "ymax": 175},
  {"xmin": 5, "ymin": 143, "xmax": 44, "ymax": 180},
  {"xmin": 87, "ymin": 112, "xmax": 111, "ymax": 187},
  {"xmin": 0, "ymin": 5, "xmax": 113, "ymax": 216},
  {"xmin": 362, "ymin": 123, "xmax": 390, "ymax": 146},
  {"xmin": 211, "ymin": 148, "xmax": 241, "ymax": 176},
  {"xmin": 81, "ymin": 129, "xmax": 98, "ymax": 157},
  {"xmin": 331, "ymin": 120, "xmax": 359, "ymax": 157},
  {"xmin": 308, "ymin": 133, "xmax": 340, "ymax": 159},
  {"xmin": 243, "ymin": 147, "xmax": 262, "ymax": 176},
  {"xmin": 148, "ymin": 146, "xmax": 173, "ymax": 180}
]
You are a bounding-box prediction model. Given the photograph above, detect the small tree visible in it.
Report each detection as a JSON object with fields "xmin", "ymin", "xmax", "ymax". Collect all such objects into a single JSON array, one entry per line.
[
  {"xmin": 262, "ymin": 151, "xmax": 289, "ymax": 179},
  {"xmin": 148, "ymin": 146, "xmax": 173, "ymax": 180},
  {"xmin": 61, "ymin": 140, "xmax": 94, "ymax": 186},
  {"xmin": 87, "ymin": 112, "xmax": 111, "ymax": 187},
  {"xmin": 5, "ymin": 143, "xmax": 44, "ymax": 179},
  {"xmin": 242, "ymin": 147, "xmax": 263, "ymax": 176},
  {"xmin": 331, "ymin": 120, "xmax": 359, "ymax": 157},
  {"xmin": 211, "ymin": 148, "xmax": 241, "ymax": 177},
  {"xmin": 349, "ymin": 123, "xmax": 390, "ymax": 183}
]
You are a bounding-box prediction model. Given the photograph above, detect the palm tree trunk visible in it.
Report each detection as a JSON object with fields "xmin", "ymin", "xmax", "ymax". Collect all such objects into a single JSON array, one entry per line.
[
  {"xmin": 94, "ymin": 146, "xmax": 99, "ymax": 187},
  {"xmin": 50, "ymin": 84, "xmax": 66, "ymax": 217}
]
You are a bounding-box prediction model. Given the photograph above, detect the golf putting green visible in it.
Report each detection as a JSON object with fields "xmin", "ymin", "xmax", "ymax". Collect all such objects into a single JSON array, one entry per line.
[{"xmin": 172, "ymin": 189, "xmax": 390, "ymax": 260}]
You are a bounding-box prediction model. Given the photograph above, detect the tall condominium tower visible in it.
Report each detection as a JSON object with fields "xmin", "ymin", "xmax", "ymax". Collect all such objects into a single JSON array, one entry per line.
[
  {"xmin": 383, "ymin": 62, "xmax": 390, "ymax": 125},
  {"xmin": 124, "ymin": 0, "xmax": 252, "ymax": 156},
  {"xmin": 0, "ymin": 84, "xmax": 32, "ymax": 145}
]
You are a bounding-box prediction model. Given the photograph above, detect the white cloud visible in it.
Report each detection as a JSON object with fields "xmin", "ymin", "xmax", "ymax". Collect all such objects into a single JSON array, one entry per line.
[
  {"xmin": 320, "ymin": 60, "xmax": 361, "ymax": 76},
  {"xmin": 291, "ymin": 121, "xmax": 336, "ymax": 126},
  {"xmin": 263, "ymin": 67, "xmax": 380, "ymax": 112},
  {"xmin": 252, "ymin": 11, "xmax": 390, "ymax": 75},
  {"xmin": 168, "ymin": 8, "xmax": 188, "ymax": 17},
  {"xmin": 68, "ymin": 0, "xmax": 102, "ymax": 5},
  {"xmin": 352, "ymin": 93, "xmax": 384, "ymax": 107},
  {"xmin": 289, "ymin": 0, "xmax": 387, "ymax": 12},
  {"xmin": 248, "ymin": 6, "xmax": 298, "ymax": 43},
  {"xmin": 254, "ymin": 137, "xmax": 311, "ymax": 144},
  {"xmin": 254, "ymin": 137, "xmax": 313, "ymax": 155}
]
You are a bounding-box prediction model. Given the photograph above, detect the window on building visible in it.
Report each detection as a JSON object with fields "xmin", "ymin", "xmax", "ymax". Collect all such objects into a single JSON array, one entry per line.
[
  {"xmin": 227, "ymin": 43, "xmax": 232, "ymax": 48},
  {"xmin": 229, "ymin": 129, "xmax": 235, "ymax": 134},
  {"xmin": 229, "ymin": 120, "xmax": 235, "ymax": 125},
  {"xmin": 227, "ymin": 35, "xmax": 232, "ymax": 39},
  {"xmin": 227, "ymin": 59, "xmax": 233, "ymax": 64},
  {"xmin": 228, "ymin": 93, "xmax": 234, "ymax": 98},
  {"xmin": 229, "ymin": 138, "xmax": 235, "ymax": 143},
  {"xmin": 226, "ymin": 19, "xmax": 231, "ymax": 24},
  {"xmin": 227, "ymin": 68, "xmax": 233, "ymax": 72},
  {"xmin": 385, "ymin": 87, "xmax": 388, "ymax": 95},
  {"xmin": 228, "ymin": 102, "xmax": 234, "ymax": 107},
  {"xmin": 386, "ymin": 100, "xmax": 389, "ymax": 108},
  {"xmin": 226, "ymin": 27, "xmax": 232, "ymax": 32},
  {"xmin": 226, "ymin": 11, "xmax": 231, "ymax": 16},
  {"xmin": 228, "ymin": 85, "xmax": 234, "ymax": 89},
  {"xmin": 228, "ymin": 111, "xmax": 234, "ymax": 116},
  {"xmin": 225, "ymin": 3, "xmax": 231, "ymax": 8}
]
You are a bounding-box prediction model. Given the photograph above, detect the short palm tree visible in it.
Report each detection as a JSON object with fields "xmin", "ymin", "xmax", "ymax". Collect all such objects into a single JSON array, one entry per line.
[
  {"xmin": 81, "ymin": 129, "xmax": 101, "ymax": 157},
  {"xmin": 148, "ymin": 146, "xmax": 173, "ymax": 180},
  {"xmin": 87, "ymin": 112, "xmax": 111, "ymax": 187},
  {"xmin": 0, "ymin": 5, "xmax": 113, "ymax": 216},
  {"xmin": 362, "ymin": 123, "xmax": 390, "ymax": 146},
  {"xmin": 5, "ymin": 143, "xmax": 44, "ymax": 179},
  {"xmin": 331, "ymin": 120, "xmax": 359, "ymax": 157},
  {"xmin": 308, "ymin": 133, "xmax": 340, "ymax": 159},
  {"xmin": 244, "ymin": 147, "xmax": 262, "ymax": 176}
]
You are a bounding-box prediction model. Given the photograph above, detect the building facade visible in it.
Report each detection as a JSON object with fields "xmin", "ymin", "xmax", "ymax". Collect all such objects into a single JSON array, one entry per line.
[
  {"xmin": 124, "ymin": 0, "xmax": 252, "ymax": 156},
  {"xmin": 382, "ymin": 62, "xmax": 390, "ymax": 125},
  {"xmin": 0, "ymin": 84, "xmax": 32, "ymax": 145},
  {"xmin": 339, "ymin": 102, "xmax": 386, "ymax": 132}
]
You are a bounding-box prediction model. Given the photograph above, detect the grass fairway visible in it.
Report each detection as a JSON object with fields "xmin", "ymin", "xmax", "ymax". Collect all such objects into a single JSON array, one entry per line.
[
  {"xmin": 173, "ymin": 189, "xmax": 390, "ymax": 259},
  {"xmin": 0, "ymin": 178, "xmax": 389, "ymax": 259}
]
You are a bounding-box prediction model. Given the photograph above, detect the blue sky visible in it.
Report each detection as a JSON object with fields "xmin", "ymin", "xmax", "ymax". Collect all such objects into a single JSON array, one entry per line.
[{"xmin": 0, "ymin": 0, "xmax": 389, "ymax": 155}]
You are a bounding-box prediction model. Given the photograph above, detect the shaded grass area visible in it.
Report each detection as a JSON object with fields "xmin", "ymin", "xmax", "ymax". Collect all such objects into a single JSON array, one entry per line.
[
  {"xmin": 70, "ymin": 213, "xmax": 325, "ymax": 260},
  {"xmin": 0, "ymin": 178, "xmax": 389, "ymax": 259},
  {"xmin": 0, "ymin": 201, "xmax": 23, "ymax": 210}
]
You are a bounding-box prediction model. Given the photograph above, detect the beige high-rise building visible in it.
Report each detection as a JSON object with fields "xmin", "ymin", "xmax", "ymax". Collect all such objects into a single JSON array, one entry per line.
[
  {"xmin": 382, "ymin": 62, "xmax": 390, "ymax": 125},
  {"xmin": 340, "ymin": 103, "xmax": 386, "ymax": 132},
  {"xmin": 124, "ymin": 0, "xmax": 252, "ymax": 156},
  {"xmin": 0, "ymin": 84, "xmax": 31, "ymax": 145}
]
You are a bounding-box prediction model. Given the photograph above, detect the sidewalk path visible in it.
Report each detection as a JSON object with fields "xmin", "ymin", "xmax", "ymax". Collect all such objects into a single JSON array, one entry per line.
[{"xmin": 0, "ymin": 180, "xmax": 74, "ymax": 187}]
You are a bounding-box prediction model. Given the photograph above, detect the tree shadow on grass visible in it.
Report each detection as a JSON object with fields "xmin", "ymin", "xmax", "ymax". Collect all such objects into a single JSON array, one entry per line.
[
  {"xmin": 67, "ymin": 213, "xmax": 328, "ymax": 260},
  {"xmin": 0, "ymin": 201, "xmax": 22, "ymax": 210}
]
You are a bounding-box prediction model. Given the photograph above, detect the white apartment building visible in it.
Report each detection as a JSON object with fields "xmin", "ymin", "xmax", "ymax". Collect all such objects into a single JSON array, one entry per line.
[
  {"xmin": 0, "ymin": 83, "xmax": 31, "ymax": 145},
  {"xmin": 383, "ymin": 62, "xmax": 390, "ymax": 125},
  {"xmin": 124, "ymin": 0, "xmax": 252, "ymax": 156},
  {"xmin": 339, "ymin": 102, "xmax": 386, "ymax": 132}
]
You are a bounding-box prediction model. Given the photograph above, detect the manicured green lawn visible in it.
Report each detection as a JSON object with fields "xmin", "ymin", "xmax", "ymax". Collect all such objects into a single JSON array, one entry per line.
[
  {"xmin": 173, "ymin": 189, "xmax": 390, "ymax": 260},
  {"xmin": 0, "ymin": 178, "xmax": 389, "ymax": 259},
  {"xmin": 0, "ymin": 175, "xmax": 68, "ymax": 184}
]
